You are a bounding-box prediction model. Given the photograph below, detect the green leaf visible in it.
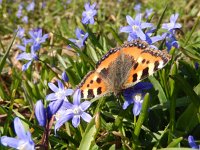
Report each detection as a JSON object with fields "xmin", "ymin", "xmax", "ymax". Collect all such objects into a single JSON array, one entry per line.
[
  {"xmin": 0, "ymin": 31, "xmax": 17, "ymax": 74},
  {"xmin": 167, "ymin": 137, "xmax": 183, "ymax": 148},
  {"xmin": 79, "ymin": 114, "xmax": 100, "ymax": 150},
  {"xmin": 176, "ymin": 103, "xmax": 199, "ymax": 134},
  {"xmin": 170, "ymin": 75, "xmax": 200, "ymax": 108},
  {"xmin": 149, "ymin": 76, "xmax": 168, "ymax": 104}
]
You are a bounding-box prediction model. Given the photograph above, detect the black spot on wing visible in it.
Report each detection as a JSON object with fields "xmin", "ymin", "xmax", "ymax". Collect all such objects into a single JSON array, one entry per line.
[
  {"xmin": 97, "ymin": 87, "xmax": 102, "ymax": 95},
  {"xmin": 96, "ymin": 78, "xmax": 101, "ymax": 84},
  {"xmin": 88, "ymin": 89, "xmax": 95, "ymax": 98},
  {"xmin": 133, "ymin": 62, "xmax": 139, "ymax": 70},
  {"xmin": 141, "ymin": 67, "xmax": 149, "ymax": 79},
  {"xmin": 132, "ymin": 73, "xmax": 138, "ymax": 82},
  {"xmin": 154, "ymin": 61, "xmax": 159, "ymax": 71},
  {"xmin": 142, "ymin": 59, "xmax": 146, "ymax": 64}
]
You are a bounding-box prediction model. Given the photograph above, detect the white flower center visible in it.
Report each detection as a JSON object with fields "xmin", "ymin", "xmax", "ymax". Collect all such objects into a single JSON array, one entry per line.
[
  {"xmin": 132, "ymin": 25, "xmax": 139, "ymax": 31},
  {"xmin": 18, "ymin": 140, "xmax": 34, "ymax": 150},
  {"xmin": 86, "ymin": 10, "xmax": 93, "ymax": 18},
  {"xmin": 36, "ymin": 37, "xmax": 40, "ymax": 42},
  {"xmin": 133, "ymin": 93, "xmax": 142, "ymax": 103},
  {"xmin": 55, "ymin": 109, "xmax": 65, "ymax": 121},
  {"xmin": 55, "ymin": 89, "xmax": 65, "ymax": 100},
  {"xmin": 73, "ymin": 106, "xmax": 81, "ymax": 115},
  {"xmin": 76, "ymin": 39, "xmax": 82, "ymax": 46}
]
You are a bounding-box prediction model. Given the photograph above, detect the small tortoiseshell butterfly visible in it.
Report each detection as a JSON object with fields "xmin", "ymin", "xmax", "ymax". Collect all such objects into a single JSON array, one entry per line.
[{"xmin": 77, "ymin": 39, "xmax": 171, "ymax": 99}]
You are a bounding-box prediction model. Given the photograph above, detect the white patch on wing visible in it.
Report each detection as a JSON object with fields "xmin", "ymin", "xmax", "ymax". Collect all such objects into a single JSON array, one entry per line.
[
  {"xmin": 137, "ymin": 57, "xmax": 143, "ymax": 63},
  {"xmin": 148, "ymin": 63, "xmax": 155, "ymax": 75},
  {"xmin": 158, "ymin": 60, "xmax": 164, "ymax": 69}
]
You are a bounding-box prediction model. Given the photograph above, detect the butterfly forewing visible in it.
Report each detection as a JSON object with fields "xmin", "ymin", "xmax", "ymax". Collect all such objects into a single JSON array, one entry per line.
[{"xmin": 123, "ymin": 47, "xmax": 171, "ymax": 89}]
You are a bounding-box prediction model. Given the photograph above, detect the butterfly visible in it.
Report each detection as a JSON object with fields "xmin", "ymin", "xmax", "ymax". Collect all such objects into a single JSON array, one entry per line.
[{"xmin": 77, "ymin": 39, "xmax": 171, "ymax": 99}]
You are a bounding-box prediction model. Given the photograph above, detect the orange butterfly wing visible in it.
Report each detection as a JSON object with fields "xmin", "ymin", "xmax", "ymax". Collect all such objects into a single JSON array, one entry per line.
[
  {"xmin": 78, "ymin": 48, "xmax": 121, "ymax": 99},
  {"xmin": 121, "ymin": 41, "xmax": 171, "ymax": 89}
]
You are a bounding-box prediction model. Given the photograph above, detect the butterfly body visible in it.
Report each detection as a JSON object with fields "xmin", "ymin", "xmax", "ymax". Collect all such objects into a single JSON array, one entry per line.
[{"xmin": 77, "ymin": 40, "xmax": 171, "ymax": 99}]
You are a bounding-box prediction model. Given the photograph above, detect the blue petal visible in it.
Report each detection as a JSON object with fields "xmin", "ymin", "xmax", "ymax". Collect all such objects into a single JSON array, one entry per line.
[
  {"xmin": 81, "ymin": 112, "xmax": 92, "ymax": 123},
  {"xmin": 62, "ymin": 101, "xmax": 73, "ymax": 109},
  {"xmin": 48, "ymin": 83, "xmax": 58, "ymax": 92},
  {"xmin": 134, "ymin": 82, "xmax": 153, "ymax": 91},
  {"xmin": 79, "ymin": 101, "xmax": 91, "ymax": 111},
  {"xmin": 82, "ymin": 16, "xmax": 89, "ymax": 24},
  {"xmin": 135, "ymin": 28, "xmax": 146, "ymax": 40},
  {"xmin": 84, "ymin": 2, "xmax": 90, "ymax": 10},
  {"xmin": 135, "ymin": 14, "xmax": 142, "ymax": 25},
  {"xmin": 64, "ymin": 89, "xmax": 74, "ymax": 96},
  {"xmin": 54, "ymin": 114, "xmax": 73, "ymax": 134},
  {"xmin": 17, "ymin": 52, "xmax": 32, "ymax": 61},
  {"xmin": 17, "ymin": 45, "xmax": 26, "ymax": 51},
  {"xmin": 162, "ymin": 23, "xmax": 169, "ymax": 30},
  {"xmin": 89, "ymin": 17, "xmax": 95, "ymax": 24},
  {"xmin": 46, "ymin": 93, "xmax": 57, "ymax": 101},
  {"xmin": 22, "ymin": 61, "xmax": 32, "ymax": 71},
  {"xmin": 133, "ymin": 102, "xmax": 142, "ymax": 116},
  {"xmin": 72, "ymin": 115, "xmax": 80, "ymax": 128},
  {"xmin": 35, "ymin": 100, "xmax": 46, "ymax": 127},
  {"xmin": 126, "ymin": 15, "xmax": 135, "ymax": 26},
  {"xmin": 1, "ymin": 136, "xmax": 20, "ymax": 148},
  {"xmin": 120, "ymin": 26, "xmax": 132, "ymax": 33},
  {"xmin": 73, "ymin": 89, "xmax": 81, "ymax": 105},
  {"xmin": 14, "ymin": 117, "xmax": 27, "ymax": 139},
  {"xmin": 174, "ymin": 23, "xmax": 182, "ymax": 29},
  {"xmin": 62, "ymin": 72, "xmax": 69, "ymax": 82},
  {"xmin": 123, "ymin": 99, "xmax": 133, "ymax": 109},
  {"xmin": 170, "ymin": 13, "xmax": 178, "ymax": 23},
  {"xmin": 47, "ymin": 100, "xmax": 64, "ymax": 118},
  {"xmin": 57, "ymin": 80, "xmax": 64, "ymax": 89},
  {"xmin": 188, "ymin": 135, "xmax": 198, "ymax": 149},
  {"xmin": 75, "ymin": 28, "xmax": 82, "ymax": 39},
  {"xmin": 141, "ymin": 22, "xmax": 153, "ymax": 29}
]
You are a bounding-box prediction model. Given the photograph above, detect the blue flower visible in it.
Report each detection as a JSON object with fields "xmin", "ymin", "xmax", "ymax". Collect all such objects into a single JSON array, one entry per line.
[
  {"xmin": 82, "ymin": 2, "xmax": 97, "ymax": 24},
  {"xmin": 35, "ymin": 100, "xmax": 47, "ymax": 127},
  {"xmin": 17, "ymin": 48, "xmax": 38, "ymax": 71},
  {"xmin": 46, "ymin": 80, "xmax": 73, "ymax": 102},
  {"xmin": 188, "ymin": 135, "xmax": 199, "ymax": 149},
  {"xmin": 17, "ymin": 38, "xmax": 32, "ymax": 52},
  {"xmin": 69, "ymin": 28, "xmax": 88, "ymax": 48},
  {"xmin": 16, "ymin": 4, "xmax": 23, "ymax": 18},
  {"xmin": 26, "ymin": 1, "xmax": 35, "ymax": 12},
  {"xmin": 134, "ymin": 3, "xmax": 141, "ymax": 12},
  {"xmin": 144, "ymin": 28, "xmax": 165, "ymax": 49},
  {"xmin": 120, "ymin": 14, "xmax": 153, "ymax": 41},
  {"xmin": 162, "ymin": 13, "xmax": 182, "ymax": 32},
  {"xmin": 164, "ymin": 33, "xmax": 179, "ymax": 51},
  {"xmin": 195, "ymin": 62, "xmax": 199, "ymax": 70},
  {"xmin": 62, "ymin": 71, "xmax": 69, "ymax": 82},
  {"xmin": 47, "ymin": 100, "xmax": 64, "ymax": 119},
  {"xmin": 22, "ymin": 16, "xmax": 28, "ymax": 23},
  {"xmin": 28, "ymin": 28, "xmax": 49, "ymax": 51},
  {"xmin": 35, "ymin": 99, "xmax": 64, "ymax": 126},
  {"xmin": 145, "ymin": 8, "xmax": 153, "ymax": 19},
  {"xmin": 16, "ymin": 26, "xmax": 25, "ymax": 38},
  {"xmin": 55, "ymin": 89, "xmax": 92, "ymax": 132},
  {"xmin": 1, "ymin": 117, "xmax": 35, "ymax": 150},
  {"xmin": 123, "ymin": 82, "xmax": 153, "ymax": 116}
]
